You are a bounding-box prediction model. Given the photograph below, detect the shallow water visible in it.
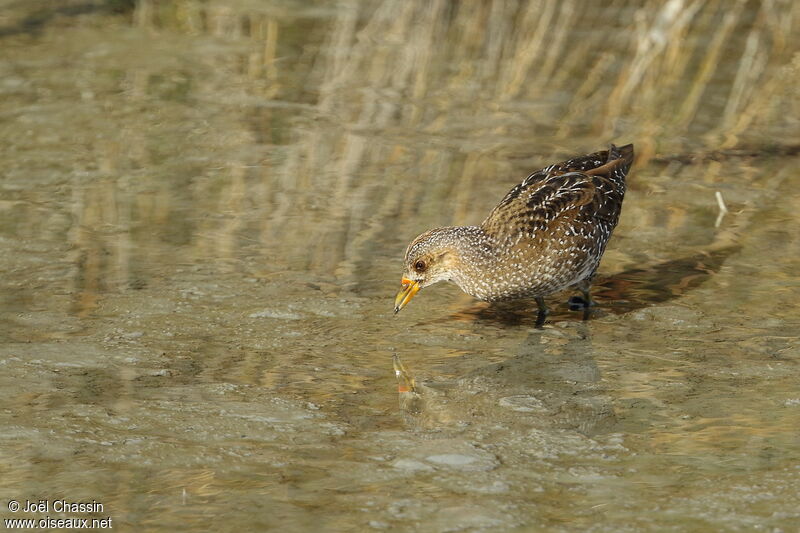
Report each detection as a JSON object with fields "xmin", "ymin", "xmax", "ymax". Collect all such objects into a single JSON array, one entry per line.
[{"xmin": 1, "ymin": 0, "xmax": 799, "ymax": 531}]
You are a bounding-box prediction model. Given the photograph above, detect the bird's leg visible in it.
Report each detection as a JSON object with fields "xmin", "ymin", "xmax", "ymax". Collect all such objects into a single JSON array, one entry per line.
[
  {"xmin": 535, "ymin": 297, "xmax": 549, "ymax": 328},
  {"xmin": 568, "ymin": 279, "xmax": 594, "ymax": 320}
]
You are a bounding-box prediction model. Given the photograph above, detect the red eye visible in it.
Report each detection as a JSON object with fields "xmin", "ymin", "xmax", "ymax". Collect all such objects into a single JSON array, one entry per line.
[{"xmin": 414, "ymin": 260, "xmax": 426, "ymax": 272}]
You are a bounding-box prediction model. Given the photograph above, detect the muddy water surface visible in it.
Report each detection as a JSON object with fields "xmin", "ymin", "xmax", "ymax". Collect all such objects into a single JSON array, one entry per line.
[{"xmin": 1, "ymin": 1, "xmax": 799, "ymax": 531}]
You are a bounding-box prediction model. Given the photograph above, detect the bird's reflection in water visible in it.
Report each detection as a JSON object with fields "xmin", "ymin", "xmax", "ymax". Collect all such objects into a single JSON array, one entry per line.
[{"xmin": 394, "ymin": 325, "xmax": 616, "ymax": 437}]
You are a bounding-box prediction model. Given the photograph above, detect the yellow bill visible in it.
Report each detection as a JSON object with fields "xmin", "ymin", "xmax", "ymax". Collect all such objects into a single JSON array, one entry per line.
[{"xmin": 394, "ymin": 277, "xmax": 420, "ymax": 314}]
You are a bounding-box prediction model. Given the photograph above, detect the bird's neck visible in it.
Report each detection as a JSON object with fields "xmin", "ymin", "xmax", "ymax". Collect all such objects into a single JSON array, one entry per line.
[{"xmin": 440, "ymin": 225, "xmax": 498, "ymax": 299}]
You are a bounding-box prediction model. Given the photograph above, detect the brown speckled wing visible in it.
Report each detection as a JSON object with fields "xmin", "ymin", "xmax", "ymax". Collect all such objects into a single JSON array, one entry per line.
[{"xmin": 481, "ymin": 145, "xmax": 631, "ymax": 244}]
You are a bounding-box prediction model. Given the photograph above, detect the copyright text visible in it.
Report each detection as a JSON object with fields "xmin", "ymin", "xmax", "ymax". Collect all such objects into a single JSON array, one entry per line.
[{"xmin": 5, "ymin": 499, "xmax": 112, "ymax": 529}]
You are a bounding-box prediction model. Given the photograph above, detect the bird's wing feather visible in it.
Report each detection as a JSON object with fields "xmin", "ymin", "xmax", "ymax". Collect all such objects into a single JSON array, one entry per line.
[{"xmin": 481, "ymin": 150, "xmax": 629, "ymax": 242}]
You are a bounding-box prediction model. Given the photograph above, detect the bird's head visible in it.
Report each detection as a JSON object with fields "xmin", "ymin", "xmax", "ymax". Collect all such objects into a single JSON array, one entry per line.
[{"xmin": 394, "ymin": 227, "xmax": 466, "ymax": 313}]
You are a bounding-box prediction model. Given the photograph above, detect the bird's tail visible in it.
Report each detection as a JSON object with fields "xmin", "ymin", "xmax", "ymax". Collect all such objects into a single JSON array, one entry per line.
[{"xmin": 608, "ymin": 143, "xmax": 634, "ymax": 174}]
